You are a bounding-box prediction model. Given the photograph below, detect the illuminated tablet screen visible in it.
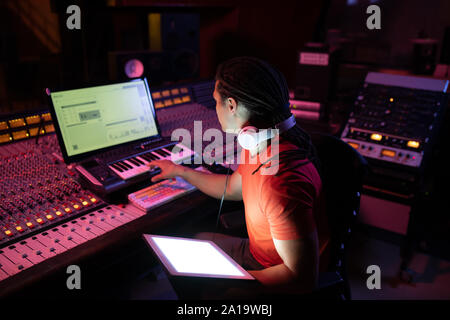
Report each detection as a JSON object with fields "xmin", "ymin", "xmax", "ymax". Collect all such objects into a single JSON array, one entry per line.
[{"xmin": 143, "ymin": 234, "xmax": 254, "ymax": 280}]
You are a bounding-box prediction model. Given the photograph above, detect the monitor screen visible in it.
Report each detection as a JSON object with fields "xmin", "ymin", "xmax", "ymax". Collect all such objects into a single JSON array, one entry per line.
[
  {"xmin": 49, "ymin": 79, "xmax": 159, "ymax": 159},
  {"xmin": 143, "ymin": 234, "xmax": 254, "ymax": 280}
]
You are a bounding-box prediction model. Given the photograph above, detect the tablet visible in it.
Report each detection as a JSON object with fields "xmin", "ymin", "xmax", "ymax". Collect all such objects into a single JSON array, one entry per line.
[{"xmin": 143, "ymin": 234, "xmax": 255, "ymax": 280}]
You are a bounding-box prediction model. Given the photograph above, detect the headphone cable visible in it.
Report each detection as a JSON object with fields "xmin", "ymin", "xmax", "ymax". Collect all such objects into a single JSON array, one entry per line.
[{"xmin": 213, "ymin": 164, "xmax": 231, "ymax": 241}]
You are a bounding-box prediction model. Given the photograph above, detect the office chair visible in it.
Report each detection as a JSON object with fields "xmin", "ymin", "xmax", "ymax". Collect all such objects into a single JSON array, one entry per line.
[
  {"xmin": 309, "ymin": 132, "xmax": 368, "ymax": 300},
  {"xmin": 219, "ymin": 132, "xmax": 368, "ymax": 300}
]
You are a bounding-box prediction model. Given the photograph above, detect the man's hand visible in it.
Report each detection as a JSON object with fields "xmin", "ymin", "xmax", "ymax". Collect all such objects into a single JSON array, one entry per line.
[{"xmin": 147, "ymin": 160, "xmax": 185, "ymax": 182}]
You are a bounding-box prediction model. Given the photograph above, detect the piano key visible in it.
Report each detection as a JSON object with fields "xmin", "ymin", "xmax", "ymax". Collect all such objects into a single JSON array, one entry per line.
[
  {"xmin": 123, "ymin": 159, "xmax": 138, "ymax": 168},
  {"xmin": 111, "ymin": 163, "xmax": 124, "ymax": 172},
  {"xmin": 154, "ymin": 149, "xmax": 167, "ymax": 157},
  {"xmin": 140, "ymin": 153, "xmax": 154, "ymax": 161},
  {"xmin": 128, "ymin": 158, "xmax": 141, "ymax": 166},
  {"xmin": 125, "ymin": 160, "xmax": 148, "ymax": 173},
  {"xmin": 126, "ymin": 158, "xmax": 138, "ymax": 166},
  {"xmin": 119, "ymin": 161, "xmax": 133, "ymax": 169},
  {"xmin": 116, "ymin": 162, "xmax": 129, "ymax": 170},
  {"xmin": 148, "ymin": 153, "xmax": 159, "ymax": 160},
  {"xmin": 136, "ymin": 155, "xmax": 150, "ymax": 164},
  {"xmin": 133, "ymin": 157, "xmax": 145, "ymax": 165}
]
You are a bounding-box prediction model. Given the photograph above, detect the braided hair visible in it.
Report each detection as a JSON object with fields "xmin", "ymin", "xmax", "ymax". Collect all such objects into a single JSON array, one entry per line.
[{"xmin": 215, "ymin": 56, "xmax": 320, "ymax": 175}]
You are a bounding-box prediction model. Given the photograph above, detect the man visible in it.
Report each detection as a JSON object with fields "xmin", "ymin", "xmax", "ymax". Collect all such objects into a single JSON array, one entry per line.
[{"xmin": 148, "ymin": 57, "xmax": 329, "ymax": 295}]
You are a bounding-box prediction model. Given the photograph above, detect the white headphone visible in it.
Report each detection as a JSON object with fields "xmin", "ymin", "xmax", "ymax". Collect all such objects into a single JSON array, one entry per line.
[{"xmin": 237, "ymin": 114, "xmax": 297, "ymax": 150}]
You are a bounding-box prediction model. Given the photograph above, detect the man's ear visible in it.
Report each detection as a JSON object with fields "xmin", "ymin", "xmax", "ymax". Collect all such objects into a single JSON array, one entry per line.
[{"xmin": 227, "ymin": 97, "xmax": 238, "ymax": 114}]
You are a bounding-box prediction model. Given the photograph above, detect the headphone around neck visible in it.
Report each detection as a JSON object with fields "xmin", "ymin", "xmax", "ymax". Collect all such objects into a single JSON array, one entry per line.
[{"xmin": 237, "ymin": 114, "xmax": 297, "ymax": 150}]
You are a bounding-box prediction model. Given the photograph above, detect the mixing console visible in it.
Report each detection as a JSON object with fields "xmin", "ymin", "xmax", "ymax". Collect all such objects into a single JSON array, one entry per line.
[
  {"xmin": 0, "ymin": 135, "xmax": 104, "ymax": 247},
  {"xmin": 0, "ymin": 79, "xmax": 223, "ymax": 295},
  {"xmin": 157, "ymin": 102, "xmax": 238, "ymax": 163},
  {"xmin": 0, "ymin": 205, "xmax": 145, "ymax": 285}
]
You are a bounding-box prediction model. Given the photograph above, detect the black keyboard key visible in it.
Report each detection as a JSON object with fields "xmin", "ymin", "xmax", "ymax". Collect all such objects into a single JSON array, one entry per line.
[
  {"xmin": 116, "ymin": 162, "xmax": 129, "ymax": 170},
  {"xmin": 134, "ymin": 157, "xmax": 145, "ymax": 165},
  {"xmin": 154, "ymin": 149, "xmax": 167, "ymax": 157},
  {"xmin": 121, "ymin": 161, "xmax": 133, "ymax": 169},
  {"xmin": 161, "ymin": 149, "xmax": 171, "ymax": 156},
  {"xmin": 128, "ymin": 158, "xmax": 140, "ymax": 166},
  {"xmin": 141, "ymin": 153, "xmax": 154, "ymax": 161},
  {"xmin": 111, "ymin": 164, "xmax": 124, "ymax": 172}
]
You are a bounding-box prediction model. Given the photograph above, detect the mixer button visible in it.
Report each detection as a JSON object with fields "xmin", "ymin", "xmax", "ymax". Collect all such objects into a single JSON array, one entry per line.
[{"xmin": 69, "ymin": 221, "xmax": 96, "ymax": 240}]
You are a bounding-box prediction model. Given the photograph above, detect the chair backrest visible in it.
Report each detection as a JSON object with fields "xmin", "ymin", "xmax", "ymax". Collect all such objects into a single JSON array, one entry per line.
[{"xmin": 310, "ymin": 132, "xmax": 368, "ymax": 272}]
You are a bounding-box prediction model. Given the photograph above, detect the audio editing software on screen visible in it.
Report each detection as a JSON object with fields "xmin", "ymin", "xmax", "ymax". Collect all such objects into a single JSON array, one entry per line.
[{"xmin": 51, "ymin": 80, "xmax": 159, "ymax": 156}]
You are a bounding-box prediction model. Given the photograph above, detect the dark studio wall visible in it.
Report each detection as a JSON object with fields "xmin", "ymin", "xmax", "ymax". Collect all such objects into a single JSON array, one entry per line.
[
  {"xmin": 2, "ymin": 0, "xmax": 450, "ymax": 116},
  {"xmin": 0, "ymin": 0, "xmax": 324, "ymax": 115}
]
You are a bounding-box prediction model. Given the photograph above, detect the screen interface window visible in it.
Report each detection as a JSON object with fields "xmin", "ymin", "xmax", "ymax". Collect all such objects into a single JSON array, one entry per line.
[{"xmin": 51, "ymin": 80, "xmax": 158, "ymax": 157}]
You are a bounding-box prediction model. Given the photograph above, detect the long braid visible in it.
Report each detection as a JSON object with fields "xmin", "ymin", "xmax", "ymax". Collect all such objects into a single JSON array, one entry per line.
[{"xmin": 215, "ymin": 57, "xmax": 321, "ymax": 175}]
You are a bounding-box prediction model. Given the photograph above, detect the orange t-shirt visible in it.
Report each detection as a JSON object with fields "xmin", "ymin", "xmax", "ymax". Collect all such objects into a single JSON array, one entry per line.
[{"xmin": 237, "ymin": 138, "xmax": 329, "ymax": 268}]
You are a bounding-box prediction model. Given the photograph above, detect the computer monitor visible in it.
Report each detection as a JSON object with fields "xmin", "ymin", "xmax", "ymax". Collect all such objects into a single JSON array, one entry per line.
[
  {"xmin": 48, "ymin": 78, "xmax": 161, "ymax": 163},
  {"xmin": 143, "ymin": 234, "xmax": 255, "ymax": 280}
]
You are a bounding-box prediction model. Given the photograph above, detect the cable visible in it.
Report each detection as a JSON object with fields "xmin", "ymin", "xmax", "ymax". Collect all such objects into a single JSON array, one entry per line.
[{"xmin": 213, "ymin": 164, "xmax": 231, "ymax": 241}]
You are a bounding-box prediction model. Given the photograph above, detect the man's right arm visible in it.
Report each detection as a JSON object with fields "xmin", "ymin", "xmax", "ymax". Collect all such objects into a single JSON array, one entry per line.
[{"xmin": 148, "ymin": 160, "xmax": 243, "ymax": 201}]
